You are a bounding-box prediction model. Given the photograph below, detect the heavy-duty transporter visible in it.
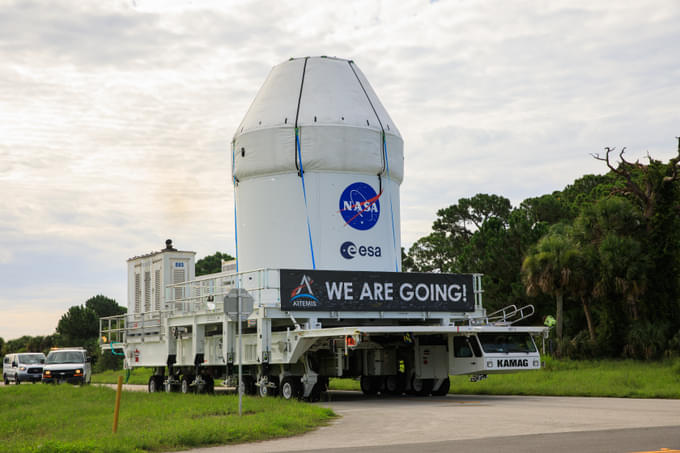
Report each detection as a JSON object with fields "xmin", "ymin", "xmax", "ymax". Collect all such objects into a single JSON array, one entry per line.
[{"xmin": 99, "ymin": 245, "xmax": 546, "ymax": 400}]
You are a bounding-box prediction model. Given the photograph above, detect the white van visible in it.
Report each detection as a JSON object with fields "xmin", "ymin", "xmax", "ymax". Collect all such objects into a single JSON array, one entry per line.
[
  {"xmin": 42, "ymin": 348, "xmax": 92, "ymax": 385},
  {"xmin": 3, "ymin": 353, "xmax": 46, "ymax": 384}
]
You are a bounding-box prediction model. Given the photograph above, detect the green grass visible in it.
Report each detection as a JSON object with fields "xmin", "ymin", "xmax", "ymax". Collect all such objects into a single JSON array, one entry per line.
[
  {"xmin": 92, "ymin": 368, "xmax": 153, "ymax": 386},
  {"xmin": 0, "ymin": 384, "xmax": 335, "ymax": 453},
  {"xmin": 329, "ymin": 358, "xmax": 680, "ymax": 398},
  {"xmin": 329, "ymin": 377, "xmax": 360, "ymax": 391},
  {"xmin": 450, "ymin": 357, "xmax": 680, "ymax": 398}
]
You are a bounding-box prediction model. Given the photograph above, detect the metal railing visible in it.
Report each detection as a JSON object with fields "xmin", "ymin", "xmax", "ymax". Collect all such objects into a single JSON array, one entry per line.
[
  {"xmin": 485, "ymin": 304, "xmax": 535, "ymax": 325},
  {"xmin": 164, "ymin": 268, "xmax": 278, "ymax": 315},
  {"xmin": 99, "ymin": 269, "xmax": 279, "ymax": 346}
]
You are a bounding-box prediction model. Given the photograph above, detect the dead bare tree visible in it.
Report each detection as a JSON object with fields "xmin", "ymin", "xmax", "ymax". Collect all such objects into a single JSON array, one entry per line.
[{"xmin": 591, "ymin": 138, "xmax": 680, "ymax": 223}]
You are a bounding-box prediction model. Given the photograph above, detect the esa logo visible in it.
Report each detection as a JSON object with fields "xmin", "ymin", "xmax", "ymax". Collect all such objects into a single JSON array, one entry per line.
[
  {"xmin": 340, "ymin": 241, "xmax": 382, "ymax": 259},
  {"xmin": 339, "ymin": 182, "xmax": 381, "ymax": 230}
]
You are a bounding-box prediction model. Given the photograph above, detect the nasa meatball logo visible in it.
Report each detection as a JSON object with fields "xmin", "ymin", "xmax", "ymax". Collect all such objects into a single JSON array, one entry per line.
[
  {"xmin": 339, "ymin": 182, "xmax": 381, "ymax": 230},
  {"xmin": 340, "ymin": 241, "xmax": 382, "ymax": 259}
]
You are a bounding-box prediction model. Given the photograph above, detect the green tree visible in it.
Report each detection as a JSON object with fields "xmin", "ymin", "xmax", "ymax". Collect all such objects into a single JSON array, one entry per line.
[
  {"xmin": 407, "ymin": 194, "xmax": 513, "ymax": 273},
  {"xmin": 85, "ymin": 294, "xmax": 126, "ymax": 318},
  {"xmin": 196, "ymin": 251, "xmax": 235, "ymax": 276},
  {"xmin": 4, "ymin": 334, "xmax": 58, "ymax": 354},
  {"xmin": 522, "ymin": 225, "xmax": 582, "ymax": 341},
  {"xmin": 56, "ymin": 305, "xmax": 99, "ymax": 347}
]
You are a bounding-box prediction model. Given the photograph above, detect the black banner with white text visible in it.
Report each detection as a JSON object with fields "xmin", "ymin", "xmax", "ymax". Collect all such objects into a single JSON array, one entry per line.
[{"xmin": 280, "ymin": 269, "xmax": 475, "ymax": 312}]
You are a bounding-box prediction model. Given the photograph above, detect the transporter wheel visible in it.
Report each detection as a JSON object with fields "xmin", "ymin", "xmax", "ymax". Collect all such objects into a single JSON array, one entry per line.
[
  {"xmin": 181, "ymin": 375, "xmax": 194, "ymax": 394},
  {"xmin": 311, "ymin": 376, "xmax": 329, "ymax": 401},
  {"xmin": 148, "ymin": 375, "xmax": 162, "ymax": 393},
  {"xmin": 15, "ymin": 377, "xmax": 20, "ymax": 385},
  {"xmin": 360, "ymin": 376, "xmax": 380, "ymax": 396},
  {"xmin": 431, "ymin": 377, "xmax": 450, "ymax": 396},
  {"xmin": 384, "ymin": 373, "xmax": 406, "ymax": 395},
  {"xmin": 198, "ymin": 375, "xmax": 214, "ymax": 394},
  {"xmin": 411, "ymin": 377, "xmax": 434, "ymax": 397},
  {"xmin": 279, "ymin": 376, "xmax": 302, "ymax": 400},
  {"xmin": 258, "ymin": 379, "xmax": 271, "ymax": 397},
  {"xmin": 241, "ymin": 376, "xmax": 256, "ymax": 396},
  {"xmin": 3, "ymin": 375, "xmax": 8, "ymax": 386},
  {"xmin": 308, "ymin": 377, "xmax": 328, "ymax": 402},
  {"xmin": 267, "ymin": 376, "xmax": 279, "ymax": 397}
]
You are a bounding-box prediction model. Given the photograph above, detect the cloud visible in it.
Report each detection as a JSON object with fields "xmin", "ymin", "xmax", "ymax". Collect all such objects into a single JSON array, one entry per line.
[{"xmin": 0, "ymin": 0, "xmax": 679, "ymax": 338}]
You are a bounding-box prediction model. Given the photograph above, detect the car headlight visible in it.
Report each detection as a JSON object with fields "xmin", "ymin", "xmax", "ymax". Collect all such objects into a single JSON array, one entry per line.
[
  {"xmin": 74, "ymin": 369, "xmax": 82, "ymax": 375},
  {"xmin": 44, "ymin": 370, "xmax": 51, "ymax": 376},
  {"xmin": 19, "ymin": 366, "xmax": 26, "ymax": 371}
]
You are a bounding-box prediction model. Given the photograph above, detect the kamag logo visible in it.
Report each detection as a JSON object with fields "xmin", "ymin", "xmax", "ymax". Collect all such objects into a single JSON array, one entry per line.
[
  {"xmin": 289, "ymin": 275, "xmax": 319, "ymax": 308},
  {"xmin": 339, "ymin": 182, "xmax": 381, "ymax": 230},
  {"xmin": 340, "ymin": 241, "xmax": 382, "ymax": 259}
]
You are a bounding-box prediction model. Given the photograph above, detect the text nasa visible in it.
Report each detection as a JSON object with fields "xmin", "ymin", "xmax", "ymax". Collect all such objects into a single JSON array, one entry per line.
[{"xmin": 324, "ymin": 280, "xmax": 467, "ymax": 303}]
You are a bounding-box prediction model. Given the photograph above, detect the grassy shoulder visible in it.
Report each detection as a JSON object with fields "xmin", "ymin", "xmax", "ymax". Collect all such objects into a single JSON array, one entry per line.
[
  {"xmin": 330, "ymin": 358, "xmax": 680, "ymax": 398},
  {"xmin": 0, "ymin": 384, "xmax": 335, "ymax": 453},
  {"xmin": 92, "ymin": 368, "xmax": 153, "ymax": 386}
]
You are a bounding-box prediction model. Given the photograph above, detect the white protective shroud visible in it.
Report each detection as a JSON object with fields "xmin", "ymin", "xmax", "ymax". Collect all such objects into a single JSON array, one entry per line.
[{"xmin": 232, "ymin": 56, "xmax": 404, "ymax": 273}]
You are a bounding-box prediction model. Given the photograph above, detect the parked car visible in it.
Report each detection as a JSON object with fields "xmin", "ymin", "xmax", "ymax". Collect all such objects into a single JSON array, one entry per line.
[
  {"xmin": 42, "ymin": 348, "xmax": 92, "ymax": 385},
  {"xmin": 3, "ymin": 353, "xmax": 46, "ymax": 384}
]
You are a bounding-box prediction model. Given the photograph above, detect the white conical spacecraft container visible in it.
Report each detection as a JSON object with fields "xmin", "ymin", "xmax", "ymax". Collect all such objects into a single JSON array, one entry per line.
[{"xmin": 232, "ymin": 56, "xmax": 403, "ymax": 273}]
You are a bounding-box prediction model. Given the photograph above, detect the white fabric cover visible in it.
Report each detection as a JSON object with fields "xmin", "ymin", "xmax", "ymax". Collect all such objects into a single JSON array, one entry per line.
[{"xmin": 233, "ymin": 57, "xmax": 403, "ymax": 183}]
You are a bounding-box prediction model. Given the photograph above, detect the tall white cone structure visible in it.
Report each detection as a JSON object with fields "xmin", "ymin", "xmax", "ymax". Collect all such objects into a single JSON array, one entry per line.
[{"xmin": 232, "ymin": 56, "xmax": 404, "ymax": 273}]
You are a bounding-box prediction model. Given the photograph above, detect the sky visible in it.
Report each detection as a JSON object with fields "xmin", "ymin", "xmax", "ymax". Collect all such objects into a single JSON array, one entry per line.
[{"xmin": 1, "ymin": 0, "xmax": 678, "ymax": 340}]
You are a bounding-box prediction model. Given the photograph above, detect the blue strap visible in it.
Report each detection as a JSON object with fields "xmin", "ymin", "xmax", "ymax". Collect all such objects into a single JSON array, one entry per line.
[
  {"xmin": 296, "ymin": 128, "xmax": 316, "ymax": 269},
  {"xmin": 383, "ymin": 134, "xmax": 399, "ymax": 272}
]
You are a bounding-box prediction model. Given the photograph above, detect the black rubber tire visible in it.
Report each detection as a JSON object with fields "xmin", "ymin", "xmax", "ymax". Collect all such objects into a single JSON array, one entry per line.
[
  {"xmin": 15, "ymin": 377, "xmax": 20, "ymax": 385},
  {"xmin": 268, "ymin": 376, "xmax": 279, "ymax": 397},
  {"xmin": 431, "ymin": 377, "xmax": 450, "ymax": 396},
  {"xmin": 360, "ymin": 375, "xmax": 380, "ymax": 396},
  {"xmin": 385, "ymin": 373, "xmax": 407, "ymax": 395},
  {"xmin": 181, "ymin": 375, "xmax": 194, "ymax": 394},
  {"xmin": 148, "ymin": 375, "xmax": 163, "ymax": 393},
  {"xmin": 258, "ymin": 379, "xmax": 271, "ymax": 397},
  {"xmin": 198, "ymin": 375, "xmax": 214, "ymax": 394},
  {"xmin": 241, "ymin": 376, "xmax": 257, "ymax": 396},
  {"xmin": 3, "ymin": 375, "xmax": 9, "ymax": 386},
  {"xmin": 308, "ymin": 379, "xmax": 328, "ymax": 402},
  {"xmin": 279, "ymin": 376, "xmax": 302, "ymax": 400},
  {"xmin": 411, "ymin": 376, "xmax": 434, "ymax": 396}
]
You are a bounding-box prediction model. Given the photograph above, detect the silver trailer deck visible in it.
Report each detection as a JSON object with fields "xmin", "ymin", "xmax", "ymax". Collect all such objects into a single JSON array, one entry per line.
[{"xmin": 100, "ymin": 268, "xmax": 547, "ymax": 399}]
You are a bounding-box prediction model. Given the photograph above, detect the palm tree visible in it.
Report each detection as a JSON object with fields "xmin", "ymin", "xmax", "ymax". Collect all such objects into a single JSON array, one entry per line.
[{"xmin": 522, "ymin": 226, "xmax": 582, "ymax": 340}]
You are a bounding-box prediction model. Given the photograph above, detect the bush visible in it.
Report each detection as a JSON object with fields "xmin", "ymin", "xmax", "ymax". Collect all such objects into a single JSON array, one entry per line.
[
  {"xmin": 93, "ymin": 348, "xmax": 124, "ymax": 373},
  {"xmin": 623, "ymin": 321, "xmax": 669, "ymax": 360},
  {"xmin": 563, "ymin": 331, "xmax": 598, "ymax": 359}
]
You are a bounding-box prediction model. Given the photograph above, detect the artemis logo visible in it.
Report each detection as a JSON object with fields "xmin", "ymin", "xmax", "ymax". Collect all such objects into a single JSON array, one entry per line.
[
  {"xmin": 496, "ymin": 359, "xmax": 529, "ymax": 368},
  {"xmin": 289, "ymin": 275, "xmax": 319, "ymax": 307},
  {"xmin": 340, "ymin": 241, "xmax": 382, "ymax": 259}
]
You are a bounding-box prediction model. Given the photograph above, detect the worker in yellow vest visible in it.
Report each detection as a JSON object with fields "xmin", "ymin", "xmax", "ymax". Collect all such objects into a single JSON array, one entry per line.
[{"xmin": 543, "ymin": 315, "xmax": 556, "ymax": 354}]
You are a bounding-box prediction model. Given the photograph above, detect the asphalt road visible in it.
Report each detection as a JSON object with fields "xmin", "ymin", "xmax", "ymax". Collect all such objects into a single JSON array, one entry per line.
[
  {"xmin": 4, "ymin": 382, "xmax": 678, "ymax": 452},
  {"xmin": 183, "ymin": 391, "xmax": 680, "ymax": 453}
]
